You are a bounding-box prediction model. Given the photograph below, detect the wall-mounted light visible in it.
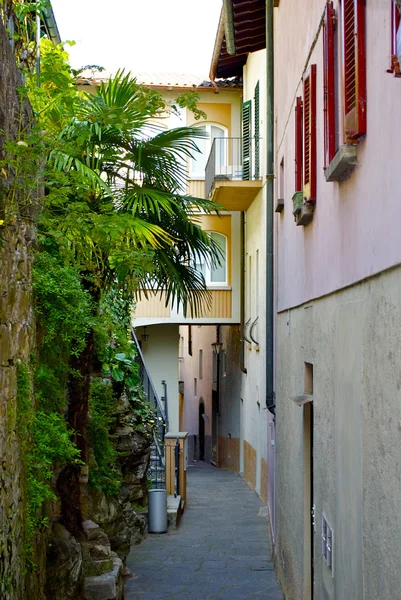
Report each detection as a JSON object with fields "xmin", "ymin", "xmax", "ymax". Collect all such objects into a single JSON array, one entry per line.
[
  {"xmin": 141, "ymin": 326, "xmax": 149, "ymax": 343},
  {"xmin": 211, "ymin": 341, "xmax": 223, "ymax": 355}
]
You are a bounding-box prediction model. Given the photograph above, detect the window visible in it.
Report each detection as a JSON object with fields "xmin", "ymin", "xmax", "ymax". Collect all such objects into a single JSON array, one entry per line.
[
  {"xmin": 190, "ymin": 124, "xmax": 227, "ymax": 178},
  {"xmin": 342, "ymin": 0, "xmax": 366, "ymax": 142},
  {"xmin": 303, "ymin": 65, "xmax": 317, "ymax": 203},
  {"xmin": 323, "ymin": 1, "xmax": 337, "ymax": 167},
  {"xmin": 199, "ymin": 349, "xmax": 203, "ymax": 380},
  {"xmin": 295, "ymin": 96, "xmax": 303, "ymax": 192},
  {"xmin": 193, "ymin": 232, "xmax": 227, "ymax": 285},
  {"xmin": 254, "ymin": 82, "xmax": 260, "ymax": 179},
  {"xmin": 188, "ymin": 325, "xmax": 193, "ymax": 356},
  {"xmin": 194, "ymin": 377, "xmax": 197, "ymax": 397},
  {"xmin": 389, "ymin": 0, "xmax": 401, "ymax": 76},
  {"xmin": 242, "ymin": 100, "xmax": 252, "ymax": 180}
]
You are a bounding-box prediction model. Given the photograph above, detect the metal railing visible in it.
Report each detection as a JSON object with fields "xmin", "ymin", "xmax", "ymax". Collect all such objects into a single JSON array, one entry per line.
[
  {"xmin": 132, "ymin": 328, "xmax": 168, "ymax": 489},
  {"xmin": 205, "ymin": 137, "xmax": 260, "ymax": 200}
]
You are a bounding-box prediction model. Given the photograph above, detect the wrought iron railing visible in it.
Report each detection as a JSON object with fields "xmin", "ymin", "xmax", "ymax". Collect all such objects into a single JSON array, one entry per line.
[
  {"xmin": 132, "ymin": 328, "xmax": 168, "ymax": 489},
  {"xmin": 205, "ymin": 137, "xmax": 260, "ymax": 200}
]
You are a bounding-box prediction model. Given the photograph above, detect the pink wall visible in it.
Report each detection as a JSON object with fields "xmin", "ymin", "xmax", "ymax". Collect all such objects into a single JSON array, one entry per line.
[{"xmin": 275, "ymin": 1, "xmax": 401, "ymax": 312}]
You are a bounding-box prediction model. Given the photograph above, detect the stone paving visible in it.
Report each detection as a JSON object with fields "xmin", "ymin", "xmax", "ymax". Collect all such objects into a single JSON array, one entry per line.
[{"xmin": 125, "ymin": 462, "xmax": 282, "ymax": 600}]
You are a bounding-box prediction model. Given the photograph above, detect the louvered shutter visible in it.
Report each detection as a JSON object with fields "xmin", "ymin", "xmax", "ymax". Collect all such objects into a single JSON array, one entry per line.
[
  {"xmin": 242, "ymin": 100, "xmax": 252, "ymax": 181},
  {"xmin": 254, "ymin": 82, "xmax": 260, "ymax": 179},
  {"xmin": 323, "ymin": 2, "xmax": 336, "ymax": 167},
  {"xmin": 303, "ymin": 65, "xmax": 317, "ymax": 203},
  {"xmin": 342, "ymin": 0, "xmax": 366, "ymax": 141},
  {"xmin": 390, "ymin": 1, "xmax": 401, "ymax": 75},
  {"xmin": 295, "ymin": 96, "xmax": 303, "ymax": 192}
]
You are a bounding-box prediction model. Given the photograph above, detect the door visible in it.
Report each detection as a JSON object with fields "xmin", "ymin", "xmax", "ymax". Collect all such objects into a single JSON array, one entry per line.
[
  {"xmin": 304, "ymin": 402, "xmax": 314, "ymax": 599},
  {"xmin": 198, "ymin": 401, "xmax": 205, "ymax": 461}
]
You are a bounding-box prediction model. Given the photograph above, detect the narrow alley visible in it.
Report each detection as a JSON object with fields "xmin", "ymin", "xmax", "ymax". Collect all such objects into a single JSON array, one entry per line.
[{"xmin": 125, "ymin": 463, "xmax": 282, "ymax": 600}]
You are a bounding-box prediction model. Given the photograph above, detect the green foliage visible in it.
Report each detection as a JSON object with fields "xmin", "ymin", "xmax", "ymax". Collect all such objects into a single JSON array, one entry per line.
[
  {"xmin": 27, "ymin": 411, "xmax": 82, "ymax": 535},
  {"xmin": 88, "ymin": 379, "xmax": 121, "ymax": 496},
  {"xmin": 16, "ymin": 361, "xmax": 81, "ymax": 562},
  {"xmin": 33, "ymin": 249, "xmax": 93, "ymax": 355},
  {"xmin": 173, "ymin": 91, "xmax": 207, "ymax": 121}
]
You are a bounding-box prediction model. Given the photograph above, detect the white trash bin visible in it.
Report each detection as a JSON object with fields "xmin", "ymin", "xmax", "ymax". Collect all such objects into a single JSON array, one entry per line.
[{"xmin": 148, "ymin": 489, "xmax": 167, "ymax": 533}]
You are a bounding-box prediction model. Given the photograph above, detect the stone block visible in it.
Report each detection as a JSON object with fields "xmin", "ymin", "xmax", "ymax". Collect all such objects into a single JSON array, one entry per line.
[
  {"xmin": 84, "ymin": 574, "xmax": 117, "ymax": 600},
  {"xmin": 324, "ymin": 144, "xmax": 357, "ymax": 182}
]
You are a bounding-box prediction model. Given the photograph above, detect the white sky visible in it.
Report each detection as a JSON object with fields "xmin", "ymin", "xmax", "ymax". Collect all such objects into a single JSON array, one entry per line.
[{"xmin": 51, "ymin": 0, "xmax": 222, "ymax": 77}]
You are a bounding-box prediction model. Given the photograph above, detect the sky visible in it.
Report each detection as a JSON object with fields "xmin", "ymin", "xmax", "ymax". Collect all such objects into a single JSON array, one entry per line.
[{"xmin": 51, "ymin": 0, "xmax": 222, "ymax": 77}]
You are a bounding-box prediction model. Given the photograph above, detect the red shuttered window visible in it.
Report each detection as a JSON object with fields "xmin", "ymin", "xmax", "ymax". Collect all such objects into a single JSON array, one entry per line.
[
  {"xmin": 323, "ymin": 2, "xmax": 336, "ymax": 167},
  {"xmin": 389, "ymin": 0, "xmax": 401, "ymax": 76},
  {"xmin": 303, "ymin": 65, "xmax": 317, "ymax": 203},
  {"xmin": 295, "ymin": 96, "xmax": 303, "ymax": 192},
  {"xmin": 342, "ymin": 0, "xmax": 367, "ymax": 141}
]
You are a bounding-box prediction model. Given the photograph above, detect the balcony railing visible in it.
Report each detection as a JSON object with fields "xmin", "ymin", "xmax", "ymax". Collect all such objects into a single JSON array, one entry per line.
[
  {"xmin": 132, "ymin": 327, "xmax": 168, "ymax": 489},
  {"xmin": 205, "ymin": 137, "xmax": 259, "ymax": 200}
]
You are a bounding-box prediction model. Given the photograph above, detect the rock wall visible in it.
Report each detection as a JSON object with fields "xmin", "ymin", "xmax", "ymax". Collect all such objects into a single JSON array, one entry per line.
[{"xmin": 0, "ymin": 15, "xmax": 38, "ymax": 600}]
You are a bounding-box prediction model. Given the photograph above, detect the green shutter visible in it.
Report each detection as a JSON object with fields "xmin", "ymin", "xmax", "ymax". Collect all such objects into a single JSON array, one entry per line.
[
  {"xmin": 254, "ymin": 82, "xmax": 260, "ymax": 179},
  {"xmin": 242, "ymin": 100, "xmax": 252, "ymax": 180}
]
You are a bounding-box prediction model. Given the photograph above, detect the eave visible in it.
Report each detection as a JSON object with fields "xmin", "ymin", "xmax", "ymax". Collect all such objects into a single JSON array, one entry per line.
[{"xmin": 210, "ymin": 0, "xmax": 266, "ymax": 80}]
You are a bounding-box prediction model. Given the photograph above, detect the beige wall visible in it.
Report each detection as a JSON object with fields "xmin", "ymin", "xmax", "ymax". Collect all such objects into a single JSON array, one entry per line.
[
  {"xmin": 136, "ymin": 324, "xmax": 180, "ymax": 431},
  {"xmin": 276, "ymin": 265, "xmax": 401, "ymax": 600}
]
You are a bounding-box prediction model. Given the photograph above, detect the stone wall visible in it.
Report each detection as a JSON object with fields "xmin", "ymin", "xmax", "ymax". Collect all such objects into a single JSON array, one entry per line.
[{"xmin": 0, "ymin": 14, "xmax": 38, "ymax": 600}]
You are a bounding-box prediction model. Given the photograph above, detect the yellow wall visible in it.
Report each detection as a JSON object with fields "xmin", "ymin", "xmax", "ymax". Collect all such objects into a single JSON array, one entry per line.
[
  {"xmin": 187, "ymin": 103, "xmax": 232, "ymax": 132},
  {"xmin": 195, "ymin": 214, "xmax": 232, "ymax": 286}
]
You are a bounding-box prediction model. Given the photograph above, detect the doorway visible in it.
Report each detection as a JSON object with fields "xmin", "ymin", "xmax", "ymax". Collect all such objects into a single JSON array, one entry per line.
[
  {"xmin": 303, "ymin": 401, "xmax": 314, "ymax": 600},
  {"xmin": 198, "ymin": 401, "xmax": 205, "ymax": 461}
]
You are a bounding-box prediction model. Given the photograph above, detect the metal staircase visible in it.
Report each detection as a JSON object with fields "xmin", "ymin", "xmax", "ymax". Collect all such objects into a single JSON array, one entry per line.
[{"xmin": 132, "ymin": 328, "xmax": 168, "ymax": 489}]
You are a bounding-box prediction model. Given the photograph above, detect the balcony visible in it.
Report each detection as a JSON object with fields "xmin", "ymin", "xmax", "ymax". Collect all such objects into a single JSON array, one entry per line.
[
  {"xmin": 134, "ymin": 288, "xmax": 237, "ymax": 326},
  {"xmin": 205, "ymin": 137, "xmax": 263, "ymax": 210}
]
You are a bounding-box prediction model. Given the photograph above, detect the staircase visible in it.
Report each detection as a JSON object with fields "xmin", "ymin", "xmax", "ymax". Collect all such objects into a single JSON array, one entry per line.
[{"xmin": 132, "ymin": 328, "xmax": 168, "ymax": 489}]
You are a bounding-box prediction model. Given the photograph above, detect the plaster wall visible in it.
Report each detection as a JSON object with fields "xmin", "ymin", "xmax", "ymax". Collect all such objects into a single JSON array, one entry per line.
[
  {"xmin": 179, "ymin": 325, "xmax": 215, "ymax": 462},
  {"xmin": 136, "ymin": 325, "xmax": 180, "ymax": 432},
  {"xmin": 186, "ymin": 90, "xmax": 242, "ymax": 137},
  {"xmin": 275, "ymin": 1, "xmax": 401, "ymax": 311},
  {"xmin": 243, "ymin": 49, "xmax": 267, "ymax": 181},
  {"xmin": 275, "ymin": 266, "xmax": 401, "ymax": 600}
]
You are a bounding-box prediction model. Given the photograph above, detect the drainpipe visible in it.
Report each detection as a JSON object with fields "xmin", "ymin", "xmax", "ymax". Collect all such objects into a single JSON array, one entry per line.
[
  {"xmin": 265, "ymin": 0, "xmax": 275, "ymax": 416},
  {"xmin": 36, "ymin": 11, "xmax": 41, "ymax": 87},
  {"xmin": 240, "ymin": 211, "xmax": 247, "ymax": 374}
]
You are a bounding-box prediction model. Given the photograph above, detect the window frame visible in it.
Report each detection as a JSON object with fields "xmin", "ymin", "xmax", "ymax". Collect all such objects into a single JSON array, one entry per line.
[
  {"xmin": 341, "ymin": 0, "xmax": 367, "ymax": 142},
  {"xmin": 323, "ymin": 2, "xmax": 337, "ymax": 167},
  {"xmin": 295, "ymin": 96, "xmax": 303, "ymax": 192},
  {"xmin": 189, "ymin": 123, "xmax": 228, "ymax": 180},
  {"xmin": 388, "ymin": 0, "xmax": 401, "ymax": 76},
  {"xmin": 303, "ymin": 64, "xmax": 317, "ymax": 203},
  {"xmin": 192, "ymin": 231, "xmax": 228, "ymax": 288}
]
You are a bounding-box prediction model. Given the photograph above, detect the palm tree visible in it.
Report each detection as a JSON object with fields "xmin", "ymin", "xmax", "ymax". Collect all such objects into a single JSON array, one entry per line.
[{"xmin": 40, "ymin": 70, "xmax": 222, "ymax": 533}]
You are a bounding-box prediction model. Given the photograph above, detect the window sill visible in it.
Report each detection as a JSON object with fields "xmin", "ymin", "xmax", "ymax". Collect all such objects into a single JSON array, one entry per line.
[
  {"xmin": 206, "ymin": 285, "xmax": 231, "ymax": 291},
  {"xmin": 324, "ymin": 144, "xmax": 357, "ymax": 182},
  {"xmin": 292, "ymin": 191, "xmax": 314, "ymax": 227}
]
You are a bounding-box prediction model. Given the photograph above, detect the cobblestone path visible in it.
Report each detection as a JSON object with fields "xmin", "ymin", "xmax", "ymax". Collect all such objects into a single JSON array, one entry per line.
[{"xmin": 125, "ymin": 462, "xmax": 282, "ymax": 600}]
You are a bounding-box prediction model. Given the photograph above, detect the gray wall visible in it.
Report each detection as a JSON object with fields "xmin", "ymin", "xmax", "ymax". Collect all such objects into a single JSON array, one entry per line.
[{"xmin": 275, "ymin": 266, "xmax": 401, "ymax": 600}]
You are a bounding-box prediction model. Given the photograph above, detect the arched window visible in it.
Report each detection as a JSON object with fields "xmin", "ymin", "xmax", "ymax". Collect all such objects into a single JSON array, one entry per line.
[
  {"xmin": 193, "ymin": 232, "xmax": 227, "ymax": 286},
  {"xmin": 190, "ymin": 124, "xmax": 227, "ymax": 178}
]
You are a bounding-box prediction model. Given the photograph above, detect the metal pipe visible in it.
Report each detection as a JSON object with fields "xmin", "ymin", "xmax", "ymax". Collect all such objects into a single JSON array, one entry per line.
[
  {"xmin": 265, "ymin": 0, "xmax": 275, "ymax": 416},
  {"xmin": 36, "ymin": 11, "xmax": 41, "ymax": 87},
  {"xmin": 223, "ymin": 0, "xmax": 236, "ymax": 55},
  {"xmin": 240, "ymin": 212, "xmax": 247, "ymax": 373}
]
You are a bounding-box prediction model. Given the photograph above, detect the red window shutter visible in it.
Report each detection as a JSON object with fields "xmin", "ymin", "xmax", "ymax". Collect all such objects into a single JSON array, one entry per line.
[
  {"xmin": 303, "ymin": 65, "xmax": 317, "ymax": 203},
  {"xmin": 295, "ymin": 96, "xmax": 303, "ymax": 191},
  {"xmin": 389, "ymin": 1, "xmax": 401, "ymax": 76},
  {"xmin": 323, "ymin": 2, "xmax": 336, "ymax": 167},
  {"xmin": 342, "ymin": 0, "xmax": 367, "ymax": 141}
]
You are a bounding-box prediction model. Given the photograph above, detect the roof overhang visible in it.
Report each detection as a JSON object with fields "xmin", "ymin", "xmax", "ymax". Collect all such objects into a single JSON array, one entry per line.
[
  {"xmin": 42, "ymin": 4, "xmax": 61, "ymax": 45},
  {"xmin": 209, "ymin": 0, "xmax": 266, "ymax": 80}
]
